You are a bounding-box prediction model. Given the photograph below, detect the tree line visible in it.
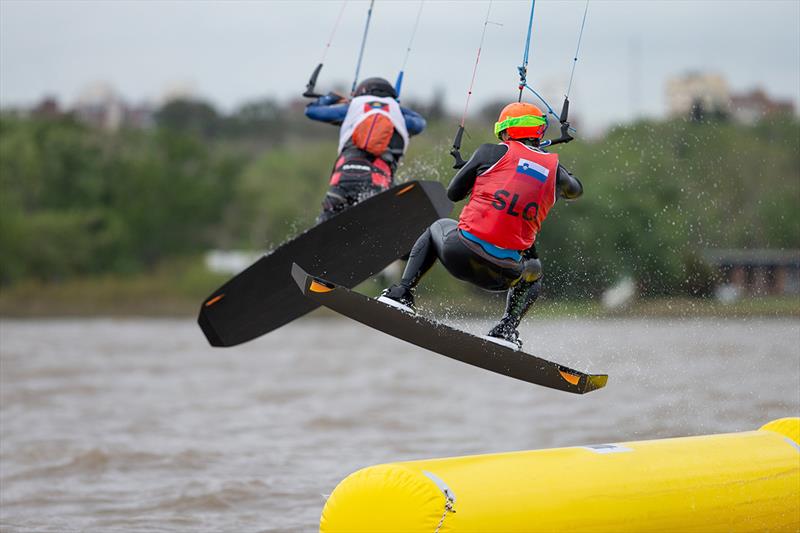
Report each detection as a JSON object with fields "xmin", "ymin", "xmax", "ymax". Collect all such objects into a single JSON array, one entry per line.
[{"xmin": 1, "ymin": 98, "xmax": 797, "ymax": 299}]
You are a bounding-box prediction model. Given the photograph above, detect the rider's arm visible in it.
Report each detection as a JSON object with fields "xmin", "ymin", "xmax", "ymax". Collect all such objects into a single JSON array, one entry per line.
[
  {"xmin": 447, "ymin": 143, "xmax": 508, "ymax": 202},
  {"xmin": 400, "ymin": 107, "xmax": 427, "ymax": 136},
  {"xmin": 556, "ymin": 164, "xmax": 583, "ymax": 200},
  {"xmin": 305, "ymin": 93, "xmax": 349, "ymax": 126}
]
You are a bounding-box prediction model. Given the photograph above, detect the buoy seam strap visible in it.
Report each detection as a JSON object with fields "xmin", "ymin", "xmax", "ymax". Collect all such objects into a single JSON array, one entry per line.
[
  {"xmin": 422, "ymin": 470, "xmax": 457, "ymax": 503},
  {"xmin": 782, "ymin": 436, "xmax": 800, "ymax": 453},
  {"xmin": 423, "ymin": 470, "xmax": 456, "ymax": 533}
]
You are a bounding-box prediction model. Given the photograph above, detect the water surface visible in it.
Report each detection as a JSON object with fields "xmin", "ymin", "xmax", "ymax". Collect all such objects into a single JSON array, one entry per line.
[{"xmin": 1, "ymin": 317, "xmax": 798, "ymax": 531}]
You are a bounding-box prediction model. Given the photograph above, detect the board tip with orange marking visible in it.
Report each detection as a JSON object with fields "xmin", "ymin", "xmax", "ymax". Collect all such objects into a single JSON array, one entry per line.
[
  {"xmin": 395, "ymin": 183, "xmax": 416, "ymax": 196},
  {"xmin": 558, "ymin": 370, "xmax": 581, "ymax": 386},
  {"xmin": 205, "ymin": 294, "xmax": 225, "ymax": 307},
  {"xmin": 309, "ymin": 280, "xmax": 334, "ymax": 293}
]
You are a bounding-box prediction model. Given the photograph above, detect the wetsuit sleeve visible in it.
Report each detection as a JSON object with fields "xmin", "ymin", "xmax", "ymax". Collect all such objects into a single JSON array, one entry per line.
[
  {"xmin": 305, "ymin": 92, "xmax": 349, "ymax": 126},
  {"xmin": 447, "ymin": 143, "xmax": 508, "ymax": 202},
  {"xmin": 400, "ymin": 107, "xmax": 426, "ymax": 136},
  {"xmin": 556, "ymin": 164, "xmax": 583, "ymax": 200}
]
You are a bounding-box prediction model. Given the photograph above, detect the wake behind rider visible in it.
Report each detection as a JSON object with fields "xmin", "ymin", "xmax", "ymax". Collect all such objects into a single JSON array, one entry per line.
[
  {"xmin": 305, "ymin": 77, "xmax": 426, "ymax": 222},
  {"xmin": 379, "ymin": 102, "xmax": 583, "ymax": 349}
]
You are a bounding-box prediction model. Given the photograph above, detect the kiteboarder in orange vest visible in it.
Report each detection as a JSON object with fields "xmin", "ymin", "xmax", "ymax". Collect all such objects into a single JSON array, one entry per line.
[
  {"xmin": 379, "ymin": 102, "xmax": 583, "ymax": 348},
  {"xmin": 305, "ymin": 77, "xmax": 426, "ymax": 222}
]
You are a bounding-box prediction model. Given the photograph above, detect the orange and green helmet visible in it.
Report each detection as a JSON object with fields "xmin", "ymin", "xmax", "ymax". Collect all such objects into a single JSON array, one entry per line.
[{"xmin": 494, "ymin": 102, "xmax": 548, "ymax": 140}]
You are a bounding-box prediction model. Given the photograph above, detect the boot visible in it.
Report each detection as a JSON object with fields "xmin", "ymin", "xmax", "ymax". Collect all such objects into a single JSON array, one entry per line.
[
  {"xmin": 378, "ymin": 284, "xmax": 416, "ymax": 314},
  {"xmin": 487, "ymin": 278, "xmax": 542, "ymax": 349},
  {"xmin": 487, "ymin": 317, "xmax": 522, "ymax": 349}
]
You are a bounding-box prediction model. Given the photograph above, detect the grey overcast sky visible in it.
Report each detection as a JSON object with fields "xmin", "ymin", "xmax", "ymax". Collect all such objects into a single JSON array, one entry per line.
[{"xmin": 1, "ymin": 0, "xmax": 798, "ymax": 132}]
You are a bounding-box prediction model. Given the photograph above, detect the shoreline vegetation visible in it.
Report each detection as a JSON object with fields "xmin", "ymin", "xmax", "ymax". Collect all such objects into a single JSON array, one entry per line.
[
  {"xmin": 2, "ymin": 101, "xmax": 798, "ymax": 318},
  {"xmin": 1, "ymin": 268, "xmax": 797, "ymax": 319}
]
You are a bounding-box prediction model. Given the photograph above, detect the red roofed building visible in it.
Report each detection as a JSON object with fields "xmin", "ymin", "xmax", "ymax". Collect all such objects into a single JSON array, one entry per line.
[{"xmin": 730, "ymin": 89, "xmax": 795, "ymax": 123}]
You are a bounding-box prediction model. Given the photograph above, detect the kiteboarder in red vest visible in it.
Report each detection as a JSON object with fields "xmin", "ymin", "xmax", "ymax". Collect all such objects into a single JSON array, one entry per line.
[
  {"xmin": 305, "ymin": 77, "xmax": 426, "ymax": 222},
  {"xmin": 379, "ymin": 102, "xmax": 583, "ymax": 348}
]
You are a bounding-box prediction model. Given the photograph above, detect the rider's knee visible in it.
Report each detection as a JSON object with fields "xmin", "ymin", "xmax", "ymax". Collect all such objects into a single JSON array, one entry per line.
[{"xmin": 521, "ymin": 257, "xmax": 542, "ymax": 283}]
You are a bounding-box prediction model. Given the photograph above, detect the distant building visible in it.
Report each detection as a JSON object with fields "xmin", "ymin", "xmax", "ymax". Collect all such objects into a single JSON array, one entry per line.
[
  {"xmin": 125, "ymin": 103, "xmax": 156, "ymax": 129},
  {"xmin": 160, "ymin": 82, "xmax": 197, "ymax": 105},
  {"xmin": 32, "ymin": 96, "xmax": 61, "ymax": 119},
  {"xmin": 730, "ymin": 89, "xmax": 795, "ymax": 123},
  {"xmin": 72, "ymin": 82, "xmax": 126, "ymax": 130},
  {"xmin": 70, "ymin": 82, "xmax": 154, "ymax": 131},
  {"xmin": 704, "ymin": 249, "xmax": 800, "ymax": 297},
  {"xmin": 666, "ymin": 72, "xmax": 730, "ymax": 119},
  {"xmin": 666, "ymin": 72, "xmax": 796, "ymax": 124}
]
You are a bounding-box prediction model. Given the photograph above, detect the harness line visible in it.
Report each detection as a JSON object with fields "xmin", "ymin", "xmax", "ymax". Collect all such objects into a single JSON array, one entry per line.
[
  {"xmin": 303, "ymin": 1, "xmax": 349, "ymax": 97},
  {"xmin": 449, "ymin": 0, "xmax": 592, "ymax": 161},
  {"xmin": 517, "ymin": 0, "xmax": 590, "ymax": 145},
  {"xmin": 516, "ymin": 0, "xmax": 560, "ymax": 121},
  {"xmin": 517, "ymin": 0, "xmax": 536, "ymax": 102},
  {"xmin": 395, "ymin": 0, "xmax": 425, "ymax": 96},
  {"xmin": 351, "ymin": 0, "xmax": 376, "ymax": 95},
  {"xmin": 461, "ymin": 1, "xmax": 495, "ymax": 127},
  {"xmin": 449, "ymin": 1, "xmax": 497, "ymax": 169},
  {"xmin": 320, "ymin": 1, "xmax": 348, "ymax": 65},
  {"xmin": 566, "ymin": 0, "xmax": 590, "ymax": 99}
]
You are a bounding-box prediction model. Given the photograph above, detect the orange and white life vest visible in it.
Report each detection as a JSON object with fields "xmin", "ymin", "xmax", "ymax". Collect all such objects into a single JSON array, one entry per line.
[{"xmin": 337, "ymin": 95, "xmax": 409, "ymax": 156}]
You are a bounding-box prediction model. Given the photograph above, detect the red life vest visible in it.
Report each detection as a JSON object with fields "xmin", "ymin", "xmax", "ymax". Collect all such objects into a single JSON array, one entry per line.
[{"xmin": 458, "ymin": 141, "xmax": 558, "ymax": 250}]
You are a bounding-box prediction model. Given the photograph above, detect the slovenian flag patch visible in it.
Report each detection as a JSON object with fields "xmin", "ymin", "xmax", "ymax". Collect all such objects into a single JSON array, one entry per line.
[{"xmin": 516, "ymin": 158, "xmax": 549, "ymax": 183}]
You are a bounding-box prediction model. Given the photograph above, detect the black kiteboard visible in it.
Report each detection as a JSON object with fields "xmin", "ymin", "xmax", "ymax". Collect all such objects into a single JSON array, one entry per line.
[
  {"xmin": 292, "ymin": 263, "xmax": 608, "ymax": 394},
  {"xmin": 198, "ymin": 181, "xmax": 452, "ymax": 347}
]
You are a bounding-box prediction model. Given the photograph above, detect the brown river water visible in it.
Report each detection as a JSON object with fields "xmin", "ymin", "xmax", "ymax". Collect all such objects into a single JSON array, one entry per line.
[{"xmin": 1, "ymin": 316, "xmax": 799, "ymax": 532}]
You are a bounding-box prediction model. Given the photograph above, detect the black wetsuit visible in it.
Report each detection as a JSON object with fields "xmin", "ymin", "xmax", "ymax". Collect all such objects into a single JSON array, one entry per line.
[
  {"xmin": 391, "ymin": 140, "xmax": 583, "ymax": 337},
  {"xmin": 319, "ymin": 135, "xmax": 406, "ymax": 222}
]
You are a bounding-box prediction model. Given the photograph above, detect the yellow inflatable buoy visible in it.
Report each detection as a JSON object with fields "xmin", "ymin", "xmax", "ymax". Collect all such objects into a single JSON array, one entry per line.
[{"xmin": 321, "ymin": 418, "xmax": 800, "ymax": 532}]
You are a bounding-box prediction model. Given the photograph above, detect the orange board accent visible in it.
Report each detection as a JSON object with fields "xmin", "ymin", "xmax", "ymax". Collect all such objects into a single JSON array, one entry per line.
[
  {"xmin": 559, "ymin": 370, "xmax": 581, "ymax": 385},
  {"xmin": 205, "ymin": 294, "xmax": 225, "ymax": 307},
  {"xmin": 395, "ymin": 184, "xmax": 416, "ymax": 196},
  {"xmin": 309, "ymin": 280, "xmax": 334, "ymax": 293}
]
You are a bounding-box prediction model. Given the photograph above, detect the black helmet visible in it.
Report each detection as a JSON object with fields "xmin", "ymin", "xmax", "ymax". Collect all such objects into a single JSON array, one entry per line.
[{"xmin": 353, "ymin": 77, "xmax": 397, "ymax": 99}]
